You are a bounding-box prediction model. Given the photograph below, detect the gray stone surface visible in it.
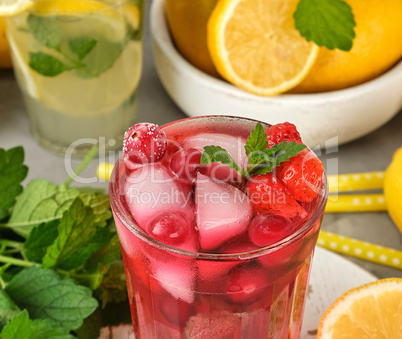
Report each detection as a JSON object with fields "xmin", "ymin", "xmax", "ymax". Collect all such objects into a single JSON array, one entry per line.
[{"xmin": 0, "ymin": 1, "xmax": 401, "ymax": 281}]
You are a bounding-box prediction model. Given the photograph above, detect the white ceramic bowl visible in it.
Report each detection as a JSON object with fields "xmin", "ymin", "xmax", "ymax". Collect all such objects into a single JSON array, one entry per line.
[{"xmin": 150, "ymin": 0, "xmax": 402, "ymax": 148}]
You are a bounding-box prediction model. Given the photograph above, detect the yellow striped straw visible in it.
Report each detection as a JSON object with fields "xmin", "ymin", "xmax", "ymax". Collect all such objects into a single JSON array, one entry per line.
[
  {"xmin": 327, "ymin": 171, "xmax": 385, "ymax": 193},
  {"xmin": 318, "ymin": 231, "xmax": 402, "ymax": 270},
  {"xmin": 326, "ymin": 194, "xmax": 387, "ymax": 212},
  {"xmin": 97, "ymin": 162, "xmax": 114, "ymax": 181}
]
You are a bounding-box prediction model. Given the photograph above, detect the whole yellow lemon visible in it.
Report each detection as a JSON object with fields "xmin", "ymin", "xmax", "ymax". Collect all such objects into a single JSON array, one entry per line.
[
  {"xmin": 292, "ymin": 0, "xmax": 402, "ymax": 93},
  {"xmin": 384, "ymin": 147, "xmax": 402, "ymax": 233},
  {"xmin": 165, "ymin": 0, "xmax": 219, "ymax": 77},
  {"xmin": 0, "ymin": 17, "xmax": 12, "ymax": 68}
]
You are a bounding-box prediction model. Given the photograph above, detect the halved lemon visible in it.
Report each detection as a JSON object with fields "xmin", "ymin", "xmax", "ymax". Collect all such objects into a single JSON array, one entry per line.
[
  {"xmin": 0, "ymin": 0, "xmax": 33, "ymax": 16},
  {"xmin": 317, "ymin": 278, "xmax": 402, "ymax": 338},
  {"xmin": 207, "ymin": 0, "xmax": 318, "ymax": 96}
]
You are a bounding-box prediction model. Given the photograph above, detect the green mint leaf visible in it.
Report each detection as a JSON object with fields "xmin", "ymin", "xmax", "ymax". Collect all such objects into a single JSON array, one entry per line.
[
  {"xmin": 0, "ymin": 147, "xmax": 28, "ymax": 220},
  {"xmin": 244, "ymin": 122, "xmax": 268, "ymax": 156},
  {"xmin": 5, "ymin": 266, "xmax": 98, "ymax": 331},
  {"xmin": 79, "ymin": 193, "xmax": 112, "ymax": 226},
  {"xmin": 85, "ymin": 231, "xmax": 121, "ymax": 271},
  {"xmin": 96, "ymin": 261, "xmax": 128, "ymax": 308},
  {"xmin": 27, "ymin": 14, "xmax": 62, "ymax": 49},
  {"xmin": 7, "ymin": 180, "xmax": 80, "ymax": 238},
  {"xmin": 251, "ymin": 142, "xmax": 307, "ymax": 176},
  {"xmin": 30, "ymin": 318, "xmax": 74, "ymax": 339},
  {"xmin": 24, "ymin": 220, "xmax": 59, "ymax": 263},
  {"xmin": 294, "ymin": 0, "xmax": 356, "ymax": 51},
  {"xmin": 42, "ymin": 198, "xmax": 97, "ymax": 269},
  {"xmin": 75, "ymin": 38, "xmax": 125, "ymax": 78},
  {"xmin": 0, "ymin": 310, "xmax": 31, "ymax": 339},
  {"xmin": 55, "ymin": 226, "xmax": 114, "ymax": 271},
  {"xmin": 201, "ymin": 146, "xmax": 242, "ymax": 174},
  {"xmin": 247, "ymin": 150, "xmax": 276, "ymax": 175},
  {"xmin": 68, "ymin": 37, "xmax": 97, "ymax": 61},
  {"xmin": 0, "ymin": 290, "xmax": 21, "ymax": 329},
  {"xmin": 29, "ymin": 52, "xmax": 68, "ymax": 77}
]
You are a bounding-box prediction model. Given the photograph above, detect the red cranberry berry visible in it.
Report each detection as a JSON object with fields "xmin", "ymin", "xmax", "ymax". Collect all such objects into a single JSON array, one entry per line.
[
  {"xmin": 123, "ymin": 123, "xmax": 167, "ymax": 164},
  {"xmin": 158, "ymin": 292, "xmax": 194, "ymax": 328},
  {"xmin": 248, "ymin": 213, "xmax": 295, "ymax": 247},
  {"xmin": 225, "ymin": 268, "xmax": 270, "ymax": 304},
  {"xmin": 147, "ymin": 212, "xmax": 190, "ymax": 246},
  {"xmin": 170, "ymin": 148, "xmax": 202, "ymax": 184}
]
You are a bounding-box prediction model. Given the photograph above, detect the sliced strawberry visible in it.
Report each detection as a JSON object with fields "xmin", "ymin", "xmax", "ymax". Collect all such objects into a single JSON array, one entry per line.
[
  {"xmin": 276, "ymin": 149, "xmax": 324, "ymax": 203},
  {"xmin": 245, "ymin": 173, "xmax": 308, "ymax": 221},
  {"xmin": 265, "ymin": 122, "xmax": 303, "ymax": 148}
]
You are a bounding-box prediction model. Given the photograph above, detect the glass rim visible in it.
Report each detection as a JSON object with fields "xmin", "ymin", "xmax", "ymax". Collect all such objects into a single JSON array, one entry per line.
[{"xmin": 109, "ymin": 115, "xmax": 329, "ymax": 260}]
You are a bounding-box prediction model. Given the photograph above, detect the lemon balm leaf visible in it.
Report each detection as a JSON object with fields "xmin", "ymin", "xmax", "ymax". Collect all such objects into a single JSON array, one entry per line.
[
  {"xmin": 27, "ymin": 15, "xmax": 62, "ymax": 49},
  {"xmin": 75, "ymin": 38, "xmax": 125, "ymax": 78},
  {"xmin": 0, "ymin": 290, "xmax": 21, "ymax": 329},
  {"xmin": 30, "ymin": 319, "xmax": 74, "ymax": 339},
  {"xmin": 0, "ymin": 147, "xmax": 28, "ymax": 221},
  {"xmin": 79, "ymin": 193, "xmax": 112, "ymax": 225},
  {"xmin": 55, "ymin": 227, "xmax": 114, "ymax": 271},
  {"xmin": 248, "ymin": 142, "xmax": 306, "ymax": 176},
  {"xmin": 7, "ymin": 179, "xmax": 80, "ymax": 238},
  {"xmin": 244, "ymin": 122, "xmax": 268, "ymax": 156},
  {"xmin": 294, "ymin": 0, "xmax": 356, "ymax": 51},
  {"xmin": 201, "ymin": 146, "xmax": 243, "ymax": 174},
  {"xmin": 0, "ymin": 310, "xmax": 31, "ymax": 339},
  {"xmin": 4, "ymin": 266, "xmax": 98, "ymax": 332},
  {"xmin": 69, "ymin": 37, "xmax": 97, "ymax": 61},
  {"xmin": 42, "ymin": 199, "xmax": 97, "ymax": 269},
  {"xmin": 24, "ymin": 220, "xmax": 59, "ymax": 263},
  {"xmin": 29, "ymin": 52, "xmax": 68, "ymax": 76}
]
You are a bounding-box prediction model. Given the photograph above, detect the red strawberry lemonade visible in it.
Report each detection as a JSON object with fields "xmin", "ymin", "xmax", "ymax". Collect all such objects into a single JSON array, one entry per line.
[{"xmin": 109, "ymin": 116, "xmax": 328, "ymax": 338}]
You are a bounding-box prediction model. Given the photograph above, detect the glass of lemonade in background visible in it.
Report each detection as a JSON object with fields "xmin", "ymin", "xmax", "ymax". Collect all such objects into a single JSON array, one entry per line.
[
  {"xmin": 110, "ymin": 116, "xmax": 328, "ymax": 338},
  {"xmin": 6, "ymin": 0, "xmax": 144, "ymax": 156}
]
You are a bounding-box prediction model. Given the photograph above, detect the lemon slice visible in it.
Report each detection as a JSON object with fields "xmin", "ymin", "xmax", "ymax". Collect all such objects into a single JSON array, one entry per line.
[
  {"xmin": 0, "ymin": 0, "xmax": 33, "ymax": 16},
  {"xmin": 31, "ymin": 0, "xmax": 109, "ymax": 13},
  {"xmin": 207, "ymin": 0, "xmax": 318, "ymax": 96},
  {"xmin": 317, "ymin": 278, "xmax": 402, "ymax": 338},
  {"xmin": 123, "ymin": 2, "xmax": 140, "ymax": 31}
]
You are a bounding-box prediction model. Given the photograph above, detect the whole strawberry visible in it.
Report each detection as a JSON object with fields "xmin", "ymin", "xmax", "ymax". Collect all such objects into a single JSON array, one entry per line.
[
  {"xmin": 276, "ymin": 149, "xmax": 324, "ymax": 203},
  {"xmin": 246, "ymin": 172, "xmax": 308, "ymax": 221},
  {"xmin": 265, "ymin": 122, "xmax": 302, "ymax": 148}
]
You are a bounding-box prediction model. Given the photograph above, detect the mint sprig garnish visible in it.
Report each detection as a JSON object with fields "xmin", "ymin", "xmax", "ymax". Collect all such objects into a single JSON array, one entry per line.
[
  {"xmin": 294, "ymin": 0, "xmax": 356, "ymax": 51},
  {"xmin": 0, "ymin": 145, "xmax": 128, "ymax": 337},
  {"xmin": 201, "ymin": 122, "xmax": 306, "ymax": 183}
]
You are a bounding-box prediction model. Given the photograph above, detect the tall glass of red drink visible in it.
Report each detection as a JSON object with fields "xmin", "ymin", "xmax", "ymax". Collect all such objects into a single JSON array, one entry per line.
[{"xmin": 109, "ymin": 116, "xmax": 328, "ymax": 338}]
